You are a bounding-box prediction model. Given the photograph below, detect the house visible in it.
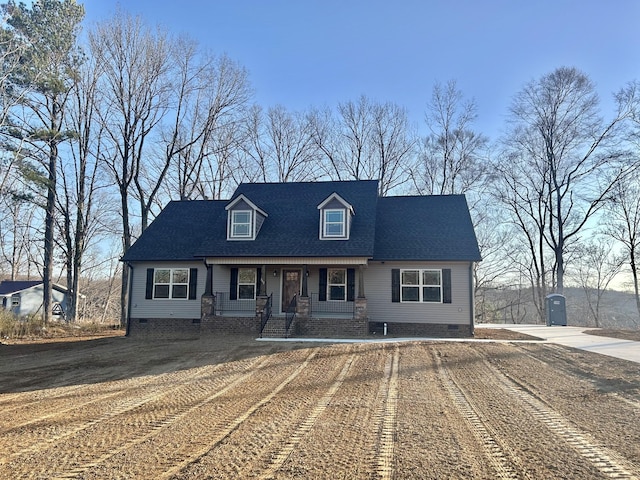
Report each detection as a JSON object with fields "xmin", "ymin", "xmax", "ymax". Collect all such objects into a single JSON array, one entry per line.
[
  {"xmin": 0, "ymin": 280, "xmax": 70, "ymax": 318},
  {"xmin": 121, "ymin": 180, "xmax": 482, "ymax": 338}
]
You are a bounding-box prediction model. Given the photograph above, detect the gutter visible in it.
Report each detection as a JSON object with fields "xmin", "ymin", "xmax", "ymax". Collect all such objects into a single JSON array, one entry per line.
[
  {"xmin": 469, "ymin": 262, "xmax": 475, "ymax": 336},
  {"xmin": 125, "ymin": 262, "xmax": 133, "ymax": 337}
]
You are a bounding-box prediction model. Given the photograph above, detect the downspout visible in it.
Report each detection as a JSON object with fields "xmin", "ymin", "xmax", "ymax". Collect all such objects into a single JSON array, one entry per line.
[
  {"xmin": 125, "ymin": 262, "xmax": 133, "ymax": 337},
  {"xmin": 469, "ymin": 262, "xmax": 475, "ymax": 336}
]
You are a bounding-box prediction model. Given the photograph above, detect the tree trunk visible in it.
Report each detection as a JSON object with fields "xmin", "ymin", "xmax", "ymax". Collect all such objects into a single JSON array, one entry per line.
[
  {"xmin": 631, "ymin": 251, "xmax": 640, "ymax": 326},
  {"xmin": 43, "ymin": 141, "xmax": 58, "ymax": 325}
]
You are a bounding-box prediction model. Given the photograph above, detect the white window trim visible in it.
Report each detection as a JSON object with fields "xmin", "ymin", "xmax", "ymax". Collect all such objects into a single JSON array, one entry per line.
[
  {"xmin": 400, "ymin": 268, "xmax": 442, "ymax": 303},
  {"xmin": 229, "ymin": 210, "xmax": 253, "ymax": 239},
  {"xmin": 237, "ymin": 267, "xmax": 257, "ymax": 300},
  {"xmin": 153, "ymin": 268, "xmax": 190, "ymax": 300},
  {"xmin": 327, "ymin": 268, "xmax": 347, "ymax": 301},
  {"xmin": 321, "ymin": 208, "xmax": 347, "ymax": 239}
]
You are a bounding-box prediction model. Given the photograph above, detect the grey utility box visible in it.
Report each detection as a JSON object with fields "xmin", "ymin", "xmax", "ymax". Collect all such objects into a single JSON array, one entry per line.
[{"xmin": 545, "ymin": 294, "xmax": 567, "ymax": 326}]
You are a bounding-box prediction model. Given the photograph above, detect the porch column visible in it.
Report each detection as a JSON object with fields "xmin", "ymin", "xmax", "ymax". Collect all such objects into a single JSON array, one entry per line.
[
  {"xmin": 259, "ymin": 264, "xmax": 266, "ymax": 296},
  {"xmin": 358, "ymin": 264, "xmax": 366, "ymax": 298},
  {"xmin": 301, "ymin": 264, "xmax": 308, "ymax": 297},
  {"xmin": 201, "ymin": 264, "xmax": 215, "ymax": 322},
  {"xmin": 204, "ymin": 264, "xmax": 213, "ymax": 295}
]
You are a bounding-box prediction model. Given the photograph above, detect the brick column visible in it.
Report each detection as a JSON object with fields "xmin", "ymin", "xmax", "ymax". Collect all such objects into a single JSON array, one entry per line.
[
  {"xmin": 255, "ymin": 295, "xmax": 269, "ymax": 317},
  {"xmin": 354, "ymin": 297, "xmax": 367, "ymax": 321},
  {"xmin": 201, "ymin": 294, "xmax": 215, "ymax": 321},
  {"xmin": 296, "ymin": 295, "xmax": 310, "ymax": 319}
]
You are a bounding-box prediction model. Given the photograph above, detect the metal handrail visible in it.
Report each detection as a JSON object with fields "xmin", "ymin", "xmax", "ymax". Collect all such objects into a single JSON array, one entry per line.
[
  {"xmin": 259, "ymin": 293, "xmax": 273, "ymax": 338},
  {"xmin": 284, "ymin": 294, "xmax": 297, "ymax": 338},
  {"xmin": 310, "ymin": 292, "xmax": 355, "ymax": 316},
  {"xmin": 215, "ymin": 291, "xmax": 256, "ymax": 315}
]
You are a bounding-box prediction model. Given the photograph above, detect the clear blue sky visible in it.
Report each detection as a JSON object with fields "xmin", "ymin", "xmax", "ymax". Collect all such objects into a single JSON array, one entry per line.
[{"xmin": 83, "ymin": 0, "xmax": 640, "ymax": 140}]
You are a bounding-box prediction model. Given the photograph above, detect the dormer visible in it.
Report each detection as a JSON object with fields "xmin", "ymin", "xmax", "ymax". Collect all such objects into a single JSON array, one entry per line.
[
  {"xmin": 317, "ymin": 192, "xmax": 354, "ymax": 240},
  {"xmin": 225, "ymin": 194, "xmax": 268, "ymax": 241}
]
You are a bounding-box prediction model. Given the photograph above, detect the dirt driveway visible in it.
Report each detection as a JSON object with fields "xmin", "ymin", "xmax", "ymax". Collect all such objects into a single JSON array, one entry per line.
[{"xmin": 1, "ymin": 333, "xmax": 640, "ymax": 479}]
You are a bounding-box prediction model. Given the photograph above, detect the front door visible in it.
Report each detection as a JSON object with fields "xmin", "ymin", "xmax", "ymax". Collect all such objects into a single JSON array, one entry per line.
[{"xmin": 282, "ymin": 269, "xmax": 300, "ymax": 313}]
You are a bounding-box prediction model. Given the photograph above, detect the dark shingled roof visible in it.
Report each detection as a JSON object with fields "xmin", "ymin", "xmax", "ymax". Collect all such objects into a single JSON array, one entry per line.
[
  {"xmin": 122, "ymin": 200, "xmax": 227, "ymax": 262},
  {"xmin": 0, "ymin": 280, "xmax": 43, "ymax": 295},
  {"xmin": 0, "ymin": 280, "xmax": 70, "ymax": 294},
  {"xmin": 373, "ymin": 195, "xmax": 481, "ymax": 261},
  {"xmin": 194, "ymin": 180, "xmax": 379, "ymax": 258},
  {"xmin": 122, "ymin": 181, "xmax": 481, "ymax": 263}
]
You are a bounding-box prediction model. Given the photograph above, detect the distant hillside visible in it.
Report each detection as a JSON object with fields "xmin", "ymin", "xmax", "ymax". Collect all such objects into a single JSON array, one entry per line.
[{"xmin": 476, "ymin": 286, "xmax": 640, "ymax": 329}]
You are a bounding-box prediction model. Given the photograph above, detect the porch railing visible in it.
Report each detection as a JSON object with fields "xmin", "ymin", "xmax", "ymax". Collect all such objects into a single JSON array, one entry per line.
[
  {"xmin": 259, "ymin": 293, "xmax": 273, "ymax": 338},
  {"xmin": 215, "ymin": 292, "xmax": 256, "ymax": 315},
  {"xmin": 310, "ymin": 293, "xmax": 355, "ymax": 317},
  {"xmin": 285, "ymin": 294, "xmax": 297, "ymax": 338}
]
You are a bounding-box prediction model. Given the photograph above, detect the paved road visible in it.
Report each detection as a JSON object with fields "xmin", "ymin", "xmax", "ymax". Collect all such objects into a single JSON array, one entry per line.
[{"xmin": 478, "ymin": 324, "xmax": 640, "ymax": 364}]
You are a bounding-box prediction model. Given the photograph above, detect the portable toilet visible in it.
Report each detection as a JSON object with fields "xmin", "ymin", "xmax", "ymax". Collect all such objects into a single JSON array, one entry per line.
[{"xmin": 546, "ymin": 294, "xmax": 567, "ymax": 326}]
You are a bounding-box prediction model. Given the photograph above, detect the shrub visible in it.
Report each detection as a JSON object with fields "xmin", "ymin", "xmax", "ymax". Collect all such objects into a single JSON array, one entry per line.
[{"xmin": 0, "ymin": 311, "xmax": 45, "ymax": 339}]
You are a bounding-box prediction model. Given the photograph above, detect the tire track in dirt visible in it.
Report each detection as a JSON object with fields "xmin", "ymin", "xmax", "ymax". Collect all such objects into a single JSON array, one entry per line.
[
  {"xmin": 0, "ymin": 359, "xmax": 258, "ymax": 463},
  {"xmin": 433, "ymin": 349, "xmax": 521, "ymax": 479},
  {"xmin": 473, "ymin": 347, "xmax": 640, "ymax": 479},
  {"xmin": 375, "ymin": 344, "xmax": 399, "ymax": 480},
  {"xmin": 267, "ymin": 343, "xmax": 393, "ymax": 479},
  {"xmin": 255, "ymin": 351, "xmax": 357, "ymax": 480},
  {"xmin": 1, "ymin": 352, "xmax": 296, "ymax": 479},
  {"xmin": 0, "ymin": 364, "xmax": 212, "ymax": 436},
  {"xmin": 44, "ymin": 353, "xmax": 282, "ymax": 480},
  {"xmin": 440, "ymin": 344, "xmax": 630, "ymax": 479},
  {"xmin": 155, "ymin": 349, "xmax": 319, "ymax": 479},
  {"xmin": 168, "ymin": 344, "xmax": 363, "ymax": 479}
]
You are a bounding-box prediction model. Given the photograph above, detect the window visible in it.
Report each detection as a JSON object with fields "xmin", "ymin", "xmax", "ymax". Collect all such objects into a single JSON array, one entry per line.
[
  {"xmin": 231, "ymin": 210, "xmax": 252, "ymax": 238},
  {"xmin": 327, "ymin": 268, "xmax": 346, "ymax": 300},
  {"xmin": 237, "ymin": 268, "xmax": 256, "ymax": 300},
  {"xmin": 153, "ymin": 268, "xmax": 189, "ymax": 299},
  {"xmin": 400, "ymin": 269, "xmax": 442, "ymax": 302},
  {"xmin": 324, "ymin": 209, "xmax": 345, "ymax": 237}
]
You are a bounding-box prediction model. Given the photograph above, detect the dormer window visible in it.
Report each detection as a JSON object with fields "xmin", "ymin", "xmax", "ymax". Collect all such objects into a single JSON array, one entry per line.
[
  {"xmin": 225, "ymin": 194, "xmax": 268, "ymax": 241},
  {"xmin": 318, "ymin": 192, "xmax": 354, "ymax": 240},
  {"xmin": 231, "ymin": 210, "xmax": 252, "ymax": 238},
  {"xmin": 324, "ymin": 209, "xmax": 345, "ymax": 237}
]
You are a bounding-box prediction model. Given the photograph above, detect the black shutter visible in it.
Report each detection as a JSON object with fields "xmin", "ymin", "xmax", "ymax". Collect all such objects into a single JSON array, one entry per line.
[
  {"xmin": 256, "ymin": 267, "xmax": 262, "ymax": 296},
  {"xmin": 188, "ymin": 268, "xmax": 198, "ymax": 300},
  {"xmin": 347, "ymin": 268, "xmax": 355, "ymax": 301},
  {"xmin": 442, "ymin": 268, "xmax": 452, "ymax": 304},
  {"xmin": 391, "ymin": 269, "xmax": 400, "ymax": 303},
  {"xmin": 145, "ymin": 268, "xmax": 154, "ymax": 299},
  {"xmin": 230, "ymin": 268, "xmax": 238, "ymax": 300},
  {"xmin": 319, "ymin": 268, "xmax": 327, "ymax": 301}
]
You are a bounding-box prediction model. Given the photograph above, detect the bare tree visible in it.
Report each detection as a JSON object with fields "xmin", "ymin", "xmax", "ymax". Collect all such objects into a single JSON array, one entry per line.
[
  {"xmin": 310, "ymin": 95, "xmax": 414, "ymax": 195},
  {"xmin": 498, "ymin": 66, "xmax": 634, "ymax": 302},
  {"xmin": 242, "ymin": 104, "xmax": 321, "ymax": 183},
  {"xmin": 89, "ymin": 10, "xmax": 172, "ymax": 325},
  {"xmin": 1, "ymin": 0, "xmax": 84, "ymax": 323},
  {"xmin": 604, "ymin": 175, "xmax": 640, "ymax": 324},
  {"xmin": 160, "ymin": 42, "xmax": 251, "ymax": 200},
  {"xmin": 572, "ymin": 236, "xmax": 625, "ymax": 327},
  {"xmin": 55, "ymin": 51, "xmax": 113, "ymax": 322},
  {"xmin": 410, "ymin": 80, "xmax": 490, "ymax": 197}
]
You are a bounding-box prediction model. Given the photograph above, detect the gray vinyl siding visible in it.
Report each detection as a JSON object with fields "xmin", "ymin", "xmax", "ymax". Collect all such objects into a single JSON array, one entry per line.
[
  {"xmin": 213, "ymin": 264, "xmax": 283, "ymax": 311},
  {"xmin": 365, "ymin": 261, "xmax": 473, "ymax": 325},
  {"xmin": 130, "ymin": 261, "xmax": 204, "ymax": 319}
]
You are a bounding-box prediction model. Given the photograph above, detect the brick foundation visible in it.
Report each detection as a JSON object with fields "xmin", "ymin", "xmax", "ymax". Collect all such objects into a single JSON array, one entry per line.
[
  {"xmin": 368, "ymin": 321, "xmax": 472, "ymax": 338},
  {"xmin": 201, "ymin": 315, "xmax": 261, "ymax": 335},
  {"xmin": 127, "ymin": 318, "xmax": 201, "ymax": 339},
  {"xmin": 128, "ymin": 316, "xmax": 472, "ymax": 339},
  {"xmin": 294, "ymin": 316, "xmax": 368, "ymax": 338}
]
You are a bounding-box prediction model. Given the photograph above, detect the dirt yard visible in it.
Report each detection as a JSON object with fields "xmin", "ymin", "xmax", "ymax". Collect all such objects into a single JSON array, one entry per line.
[{"xmin": 1, "ymin": 331, "xmax": 640, "ymax": 479}]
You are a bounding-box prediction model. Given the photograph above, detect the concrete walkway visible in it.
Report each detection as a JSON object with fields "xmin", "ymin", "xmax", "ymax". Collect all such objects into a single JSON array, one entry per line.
[{"xmin": 478, "ymin": 324, "xmax": 640, "ymax": 364}]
